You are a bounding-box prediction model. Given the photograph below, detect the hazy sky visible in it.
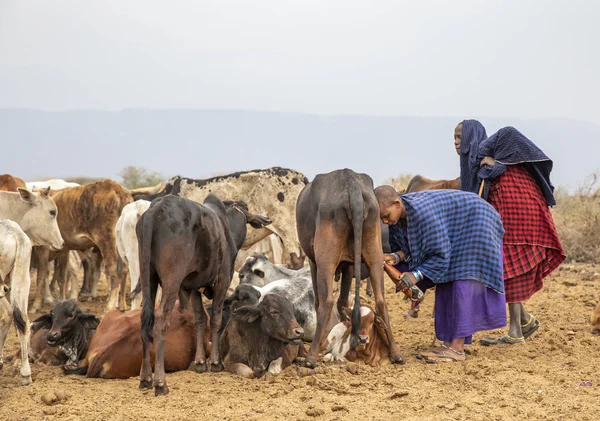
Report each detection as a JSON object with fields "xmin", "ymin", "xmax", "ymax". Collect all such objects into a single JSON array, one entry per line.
[{"xmin": 1, "ymin": 1, "xmax": 598, "ymax": 123}]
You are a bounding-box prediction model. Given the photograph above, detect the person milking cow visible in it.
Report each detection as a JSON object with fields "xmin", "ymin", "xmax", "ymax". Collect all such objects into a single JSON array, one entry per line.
[
  {"xmin": 454, "ymin": 120, "xmax": 565, "ymax": 345},
  {"xmin": 374, "ymin": 186, "xmax": 507, "ymax": 362}
]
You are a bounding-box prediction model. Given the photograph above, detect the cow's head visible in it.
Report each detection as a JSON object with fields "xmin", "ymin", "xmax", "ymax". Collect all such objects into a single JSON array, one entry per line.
[
  {"xmin": 343, "ymin": 305, "xmax": 380, "ymax": 351},
  {"xmin": 223, "ymin": 200, "xmax": 272, "ymax": 247},
  {"xmin": 238, "ymin": 254, "xmax": 272, "ymax": 287},
  {"xmin": 17, "ymin": 187, "xmax": 64, "ymax": 251},
  {"xmin": 233, "ymin": 294, "xmax": 303, "ymax": 344},
  {"xmin": 31, "ymin": 300, "xmax": 100, "ymax": 346},
  {"xmin": 221, "ymin": 284, "xmax": 262, "ymax": 332}
]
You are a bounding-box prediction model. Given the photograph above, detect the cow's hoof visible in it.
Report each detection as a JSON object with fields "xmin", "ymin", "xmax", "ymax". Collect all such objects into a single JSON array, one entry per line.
[
  {"xmin": 139, "ymin": 379, "xmax": 153, "ymax": 390},
  {"xmin": 154, "ymin": 385, "xmax": 169, "ymax": 396},
  {"xmin": 210, "ymin": 362, "xmax": 224, "ymax": 372},
  {"xmin": 298, "ymin": 358, "xmax": 318, "ymax": 369},
  {"xmin": 20, "ymin": 375, "xmax": 32, "ymax": 386},
  {"xmin": 194, "ymin": 361, "xmax": 207, "ymax": 373},
  {"xmin": 0, "ymin": 359, "xmax": 3, "ymax": 371},
  {"xmin": 390, "ymin": 354, "xmax": 405, "ymax": 365}
]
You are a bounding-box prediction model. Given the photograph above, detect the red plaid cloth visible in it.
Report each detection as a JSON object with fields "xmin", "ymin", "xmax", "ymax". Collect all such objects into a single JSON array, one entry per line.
[{"xmin": 488, "ymin": 165, "xmax": 566, "ymax": 303}]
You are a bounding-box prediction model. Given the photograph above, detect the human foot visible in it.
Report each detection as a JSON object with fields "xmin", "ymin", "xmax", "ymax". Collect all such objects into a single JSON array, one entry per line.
[
  {"xmin": 480, "ymin": 334, "xmax": 524, "ymax": 346},
  {"xmin": 521, "ymin": 315, "xmax": 540, "ymax": 339},
  {"xmin": 420, "ymin": 345, "xmax": 465, "ymax": 363}
]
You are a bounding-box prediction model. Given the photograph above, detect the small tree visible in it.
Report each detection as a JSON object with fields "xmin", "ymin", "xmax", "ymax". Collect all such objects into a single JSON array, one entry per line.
[
  {"xmin": 383, "ymin": 173, "xmax": 414, "ymax": 192},
  {"xmin": 119, "ymin": 166, "xmax": 164, "ymax": 189}
]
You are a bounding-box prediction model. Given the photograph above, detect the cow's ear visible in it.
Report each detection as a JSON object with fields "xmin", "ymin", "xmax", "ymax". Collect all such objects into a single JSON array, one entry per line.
[
  {"xmin": 233, "ymin": 305, "xmax": 261, "ymax": 323},
  {"xmin": 79, "ymin": 312, "xmax": 101, "ymax": 330},
  {"xmin": 31, "ymin": 314, "xmax": 52, "ymax": 331},
  {"xmin": 40, "ymin": 186, "xmax": 51, "ymax": 197},
  {"xmin": 17, "ymin": 188, "xmax": 36, "ymax": 204},
  {"xmin": 246, "ymin": 213, "xmax": 272, "ymax": 229}
]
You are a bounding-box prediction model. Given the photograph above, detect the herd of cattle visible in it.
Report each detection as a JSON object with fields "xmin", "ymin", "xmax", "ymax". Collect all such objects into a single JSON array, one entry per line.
[{"xmin": 0, "ymin": 169, "xmax": 599, "ymax": 396}]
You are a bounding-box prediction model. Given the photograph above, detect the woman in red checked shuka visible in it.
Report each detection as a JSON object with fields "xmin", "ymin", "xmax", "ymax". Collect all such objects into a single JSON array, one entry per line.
[{"xmin": 456, "ymin": 119, "xmax": 566, "ymax": 345}]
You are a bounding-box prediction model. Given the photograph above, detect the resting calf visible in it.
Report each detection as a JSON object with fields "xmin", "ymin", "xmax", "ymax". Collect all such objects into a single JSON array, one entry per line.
[
  {"xmin": 219, "ymin": 294, "xmax": 304, "ymax": 378},
  {"xmin": 66, "ymin": 301, "xmax": 211, "ymax": 379},
  {"xmin": 30, "ymin": 300, "xmax": 100, "ymax": 370},
  {"xmin": 238, "ymin": 256, "xmax": 315, "ymax": 340},
  {"xmin": 321, "ymin": 305, "xmax": 390, "ymax": 366}
]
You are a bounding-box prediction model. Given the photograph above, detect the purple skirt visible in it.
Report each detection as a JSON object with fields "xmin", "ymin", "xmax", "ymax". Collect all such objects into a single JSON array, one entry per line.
[{"xmin": 434, "ymin": 280, "xmax": 506, "ymax": 344}]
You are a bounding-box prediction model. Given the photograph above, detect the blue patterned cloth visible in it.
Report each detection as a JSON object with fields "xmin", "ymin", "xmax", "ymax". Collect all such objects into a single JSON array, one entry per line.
[
  {"xmin": 460, "ymin": 120, "xmax": 556, "ymax": 206},
  {"xmin": 388, "ymin": 189, "xmax": 505, "ymax": 293}
]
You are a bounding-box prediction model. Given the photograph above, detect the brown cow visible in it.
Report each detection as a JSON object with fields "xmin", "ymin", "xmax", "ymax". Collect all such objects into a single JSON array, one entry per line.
[
  {"xmin": 592, "ymin": 301, "xmax": 600, "ymax": 335},
  {"xmin": 33, "ymin": 180, "xmax": 133, "ymax": 313},
  {"xmin": 66, "ymin": 301, "xmax": 211, "ymax": 379},
  {"xmin": 405, "ymin": 175, "xmax": 460, "ymax": 193},
  {"xmin": 296, "ymin": 169, "xmax": 403, "ymax": 367},
  {"xmin": 321, "ymin": 304, "xmax": 390, "ymax": 366},
  {"xmin": 0, "ymin": 174, "xmax": 26, "ymax": 192}
]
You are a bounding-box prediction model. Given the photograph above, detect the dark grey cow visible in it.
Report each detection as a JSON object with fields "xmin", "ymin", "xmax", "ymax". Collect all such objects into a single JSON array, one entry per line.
[{"xmin": 137, "ymin": 194, "xmax": 271, "ymax": 396}]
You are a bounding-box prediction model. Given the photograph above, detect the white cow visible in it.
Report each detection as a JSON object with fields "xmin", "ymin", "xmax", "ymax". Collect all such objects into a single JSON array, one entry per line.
[
  {"xmin": 0, "ymin": 188, "xmax": 64, "ymax": 251},
  {"xmin": 26, "ymin": 179, "xmax": 80, "ymax": 192},
  {"xmin": 0, "ymin": 220, "xmax": 33, "ymax": 385},
  {"xmin": 115, "ymin": 200, "xmax": 151, "ymax": 309}
]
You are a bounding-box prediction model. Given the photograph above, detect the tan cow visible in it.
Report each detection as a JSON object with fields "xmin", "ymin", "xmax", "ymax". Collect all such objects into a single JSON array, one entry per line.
[
  {"xmin": 133, "ymin": 167, "xmax": 308, "ymax": 266},
  {"xmin": 405, "ymin": 175, "xmax": 461, "ymax": 193},
  {"xmin": 0, "ymin": 174, "xmax": 26, "ymax": 192},
  {"xmin": 34, "ymin": 180, "xmax": 133, "ymax": 313}
]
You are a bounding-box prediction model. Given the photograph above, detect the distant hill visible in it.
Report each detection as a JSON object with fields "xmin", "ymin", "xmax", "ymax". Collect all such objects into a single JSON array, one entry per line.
[{"xmin": 1, "ymin": 109, "xmax": 598, "ymax": 189}]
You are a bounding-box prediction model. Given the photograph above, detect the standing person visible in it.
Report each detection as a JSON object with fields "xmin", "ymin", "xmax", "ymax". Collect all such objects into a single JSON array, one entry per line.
[
  {"xmin": 375, "ymin": 186, "xmax": 507, "ymax": 362},
  {"xmin": 455, "ymin": 120, "xmax": 566, "ymax": 345}
]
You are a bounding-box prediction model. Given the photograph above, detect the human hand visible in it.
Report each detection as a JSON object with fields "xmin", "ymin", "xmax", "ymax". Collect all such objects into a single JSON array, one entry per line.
[{"xmin": 480, "ymin": 156, "xmax": 497, "ymax": 167}]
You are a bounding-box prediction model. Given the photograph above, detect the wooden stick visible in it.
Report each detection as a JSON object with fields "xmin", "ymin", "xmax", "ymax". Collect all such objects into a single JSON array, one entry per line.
[{"xmin": 478, "ymin": 179, "xmax": 485, "ymax": 197}]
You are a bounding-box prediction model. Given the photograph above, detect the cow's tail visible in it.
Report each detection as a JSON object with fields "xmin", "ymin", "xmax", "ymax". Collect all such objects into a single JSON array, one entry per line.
[
  {"xmin": 138, "ymin": 215, "xmax": 155, "ymax": 344},
  {"xmin": 348, "ymin": 182, "xmax": 364, "ymax": 349},
  {"xmin": 130, "ymin": 279, "xmax": 141, "ymax": 299}
]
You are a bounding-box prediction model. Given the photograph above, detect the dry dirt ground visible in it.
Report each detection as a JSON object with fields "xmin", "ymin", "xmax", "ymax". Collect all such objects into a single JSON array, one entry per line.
[{"xmin": 1, "ymin": 263, "xmax": 599, "ymax": 421}]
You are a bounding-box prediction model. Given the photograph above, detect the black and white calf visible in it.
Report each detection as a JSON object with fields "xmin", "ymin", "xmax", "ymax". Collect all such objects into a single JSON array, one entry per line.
[
  {"xmin": 30, "ymin": 300, "xmax": 100, "ymax": 370},
  {"xmin": 238, "ymin": 255, "xmax": 316, "ymax": 341}
]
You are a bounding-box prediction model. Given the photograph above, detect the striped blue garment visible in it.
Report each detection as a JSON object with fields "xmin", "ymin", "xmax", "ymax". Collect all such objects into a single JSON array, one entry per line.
[
  {"xmin": 388, "ymin": 189, "xmax": 505, "ymax": 293},
  {"xmin": 460, "ymin": 120, "xmax": 556, "ymax": 206}
]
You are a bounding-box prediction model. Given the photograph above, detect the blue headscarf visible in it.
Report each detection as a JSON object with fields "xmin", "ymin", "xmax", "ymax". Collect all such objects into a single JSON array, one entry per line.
[{"xmin": 459, "ymin": 120, "xmax": 556, "ymax": 206}]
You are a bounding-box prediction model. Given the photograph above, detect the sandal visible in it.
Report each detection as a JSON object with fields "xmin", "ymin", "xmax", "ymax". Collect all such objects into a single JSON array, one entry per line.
[
  {"xmin": 422, "ymin": 346, "xmax": 466, "ymax": 363},
  {"xmin": 480, "ymin": 334, "xmax": 524, "ymax": 346},
  {"xmin": 521, "ymin": 315, "xmax": 540, "ymax": 339}
]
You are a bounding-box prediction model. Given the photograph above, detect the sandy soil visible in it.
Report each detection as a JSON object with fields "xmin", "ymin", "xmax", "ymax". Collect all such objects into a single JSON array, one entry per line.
[{"xmin": 1, "ymin": 264, "xmax": 599, "ymax": 421}]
